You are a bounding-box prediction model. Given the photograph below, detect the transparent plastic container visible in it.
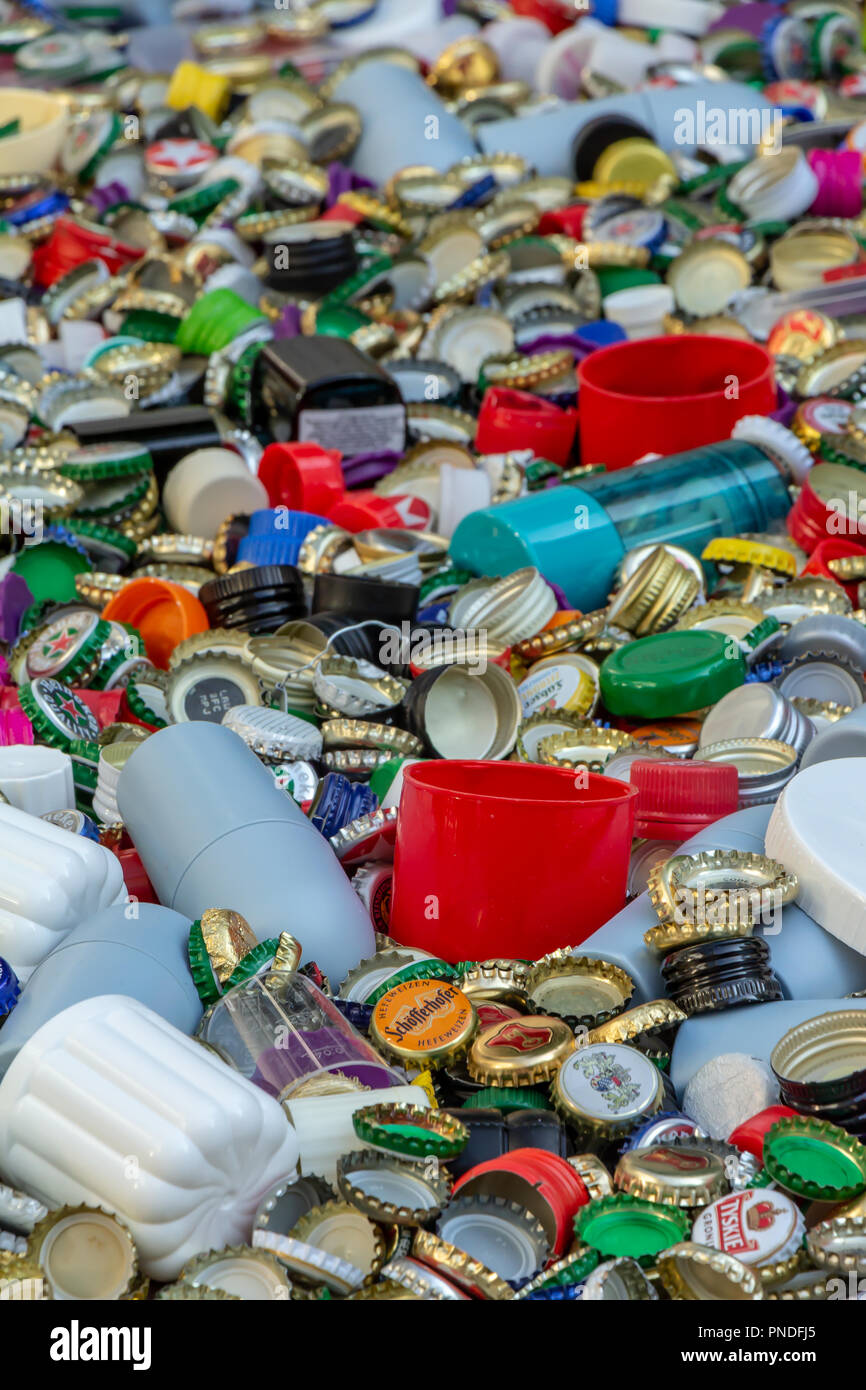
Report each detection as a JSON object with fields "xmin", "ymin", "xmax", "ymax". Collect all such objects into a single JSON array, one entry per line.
[{"xmin": 198, "ymin": 969, "xmax": 399, "ymax": 1101}]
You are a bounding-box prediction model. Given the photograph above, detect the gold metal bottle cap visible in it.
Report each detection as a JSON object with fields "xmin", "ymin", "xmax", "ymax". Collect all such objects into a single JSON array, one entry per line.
[
  {"xmin": 796, "ymin": 338, "xmax": 866, "ymax": 396},
  {"xmin": 428, "ymin": 37, "xmax": 499, "ymax": 95},
  {"xmin": 525, "ymin": 952, "xmax": 634, "ymax": 1029},
  {"xmin": 770, "ymin": 1009, "xmax": 866, "ymax": 1093},
  {"xmin": 468, "ymin": 1015, "xmax": 575, "ymax": 1087},
  {"xmin": 370, "ymin": 977, "xmax": 477, "ymax": 1069},
  {"xmin": 552, "ymin": 1042, "xmax": 663, "ymax": 1138},
  {"xmin": 607, "ymin": 545, "xmax": 700, "ymax": 636},
  {"xmin": 567, "ymin": 1153, "xmax": 614, "ymax": 1202},
  {"xmin": 336, "ymin": 1150, "xmax": 451, "ymax": 1228},
  {"xmin": 412, "ymin": 1229, "xmax": 514, "ymax": 1300},
  {"xmin": 27, "ymin": 1206, "xmax": 138, "ymax": 1300},
  {"xmin": 655, "ymin": 1242, "xmax": 763, "ymax": 1300},
  {"xmin": 458, "ymin": 958, "xmax": 530, "ymax": 1005},
  {"xmin": 615, "ymin": 1144, "xmax": 728, "ymax": 1208},
  {"xmin": 535, "ymin": 727, "xmax": 637, "ymax": 771},
  {"xmin": 648, "ymin": 850, "xmax": 799, "ymax": 928},
  {"xmin": 806, "ymin": 1215, "xmax": 866, "ymax": 1274},
  {"xmin": 586, "ymin": 999, "xmax": 687, "ymax": 1044},
  {"xmin": 289, "ymin": 1200, "xmax": 385, "ymax": 1283},
  {"xmin": 180, "ymin": 1243, "xmax": 293, "ymax": 1299}
]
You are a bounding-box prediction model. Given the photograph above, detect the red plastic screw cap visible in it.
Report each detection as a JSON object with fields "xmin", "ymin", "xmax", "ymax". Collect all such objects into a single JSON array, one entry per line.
[{"xmin": 631, "ymin": 758, "xmax": 740, "ymax": 840}]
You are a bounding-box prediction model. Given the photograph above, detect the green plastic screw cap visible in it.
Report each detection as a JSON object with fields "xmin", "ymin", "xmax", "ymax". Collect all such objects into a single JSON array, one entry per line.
[{"xmin": 600, "ymin": 629, "xmax": 745, "ymax": 719}]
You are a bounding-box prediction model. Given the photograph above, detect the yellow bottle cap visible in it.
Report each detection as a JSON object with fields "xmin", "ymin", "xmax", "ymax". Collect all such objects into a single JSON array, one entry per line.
[
  {"xmin": 166, "ymin": 60, "xmax": 230, "ymax": 121},
  {"xmin": 591, "ymin": 138, "xmax": 677, "ymax": 186}
]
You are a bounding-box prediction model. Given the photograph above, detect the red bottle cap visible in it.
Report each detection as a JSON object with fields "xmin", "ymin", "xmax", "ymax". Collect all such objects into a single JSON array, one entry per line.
[
  {"xmin": 327, "ymin": 490, "xmax": 405, "ymax": 532},
  {"xmin": 257, "ymin": 441, "xmax": 345, "ymax": 515},
  {"xmin": 802, "ymin": 536, "xmax": 866, "ymax": 604},
  {"xmin": 823, "ymin": 262, "xmax": 866, "ymax": 283},
  {"xmin": 114, "ymin": 847, "xmax": 158, "ymax": 904},
  {"xmin": 323, "ymin": 201, "xmax": 366, "ymax": 225},
  {"xmin": 474, "ymin": 386, "xmax": 578, "ymax": 464},
  {"xmin": 538, "ymin": 205, "xmax": 589, "ymax": 240},
  {"xmin": 727, "ymin": 1105, "xmax": 799, "ymax": 1159},
  {"xmin": 31, "ymin": 214, "xmax": 142, "ymax": 287},
  {"xmin": 454, "ymin": 1150, "xmax": 588, "ymax": 1255},
  {"xmin": 631, "ymin": 758, "xmax": 739, "ymax": 839},
  {"xmin": 510, "ymin": 0, "xmax": 577, "ymax": 33}
]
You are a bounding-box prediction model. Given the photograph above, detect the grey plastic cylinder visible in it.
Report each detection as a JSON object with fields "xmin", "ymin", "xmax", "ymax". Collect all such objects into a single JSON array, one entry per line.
[
  {"xmin": 671, "ymin": 998, "xmax": 866, "ymax": 1096},
  {"xmin": 0, "ymin": 903, "xmax": 200, "ymax": 1077},
  {"xmin": 800, "ymin": 705, "xmax": 866, "ymax": 770},
  {"xmin": 331, "ymin": 62, "xmax": 477, "ymax": 184},
  {"xmin": 476, "ymin": 83, "xmax": 774, "ymax": 175},
  {"xmin": 116, "ymin": 721, "xmax": 375, "ymax": 984},
  {"xmin": 579, "ymin": 805, "xmax": 866, "ymax": 1002}
]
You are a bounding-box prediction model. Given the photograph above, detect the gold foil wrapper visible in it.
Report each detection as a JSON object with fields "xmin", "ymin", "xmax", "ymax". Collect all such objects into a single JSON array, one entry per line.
[{"xmin": 199, "ymin": 908, "xmax": 258, "ymax": 985}]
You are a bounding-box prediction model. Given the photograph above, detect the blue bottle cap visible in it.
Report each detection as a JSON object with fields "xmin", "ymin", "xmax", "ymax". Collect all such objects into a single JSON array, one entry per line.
[
  {"xmin": 447, "ymin": 174, "xmax": 498, "ymax": 210},
  {"xmin": 40, "ymin": 807, "xmax": 101, "ymax": 841},
  {"xmin": 621, "ymin": 1111, "xmax": 704, "ymax": 1152},
  {"xmin": 310, "ymin": 772, "xmax": 377, "ymax": 839},
  {"xmin": 576, "ymin": 321, "xmax": 628, "ymax": 349},
  {"xmin": 590, "ymin": 208, "xmax": 667, "ymax": 253},
  {"xmin": 0, "ymin": 955, "xmax": 20, "ymax": 1017}
]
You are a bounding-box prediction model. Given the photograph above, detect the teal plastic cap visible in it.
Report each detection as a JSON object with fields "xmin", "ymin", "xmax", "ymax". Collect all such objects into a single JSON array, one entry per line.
[{"xmin": 450, "ymin": 485, "xmax": 623, "ymax": 611}]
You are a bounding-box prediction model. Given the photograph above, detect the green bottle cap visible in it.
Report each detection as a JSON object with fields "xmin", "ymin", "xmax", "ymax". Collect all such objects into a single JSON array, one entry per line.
[
  {"xmin": 63, "ymin": 518, "xmax": 138, "ymax": 566},
  {"xmin": 574, "ymin": 1194, "xmax": 691, "ymax": 1266},
  {"xmin": 225, "ymin": 938, "xmax": 281, "ymax": 989},
  {"xmin": 597, "ymin": 267, "xmax": 662, "ymax": 297},
  {"xmin": 462, "ymin": 1086, "xmax": 551, "ymax": 1113},
  {"xmin": 313, "ymin": 303, "xmax": 373, "ymax": 338},
  {"xmin": 176, "ymin": 289, "xmax": 266, "ymax": 355},
  {"xmin": 59, "ymin": 441, "xmax": 154, "ymax": 482},
  {"xmin": 364, "ymin": 958, "xmax": 459, "ymax": 1008},
  {"xmin": 11, "ymin": 539, "xmax": 92, "ymax": 605},
  {"xmin": 600, "ymin": 630, "xmax": 745, "ymax": 719},
  {"xmin": 763, "ymin": 1117, "xmax": 866, "ymax": 1203},
  {"xmin": 351, "ymin": 1102, "xmax": 468, "ymax": 1160},
  {"xmin": 124, "ymin": 668, "xmax": 169, "ymax": 729},
  {"xmin": 368, "ymin": 756, "xmax": 405, "ymax": 805},
  {"xmin": 188, "ymin": 921, "xmax": 222, "ymax": 1006},
  {"xmin": 120, "ymin": 310, "xmax": 180, "ymax": 343},
  {"xmin": 19, "ymin": 678, "xmax": 101, "ymax": 749}
]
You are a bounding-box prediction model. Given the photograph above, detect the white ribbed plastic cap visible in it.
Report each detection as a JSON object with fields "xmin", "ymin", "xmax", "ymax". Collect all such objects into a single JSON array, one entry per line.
[{"xmin": 766, "ymin": 758, "xmax": 866, "ymax": 953}]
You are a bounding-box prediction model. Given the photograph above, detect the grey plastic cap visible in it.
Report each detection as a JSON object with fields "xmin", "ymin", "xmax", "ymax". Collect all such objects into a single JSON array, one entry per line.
[
  {"xmin": 799, "ymin": 704, "xmax": 866, "ymax": 771},
  {"xmin": 116, "ymin": 721, "xmax": 375, "ymax": 984},
  {"xmin": 578, "ymin": 804, "xmax": 866, "ymax": 1003},
  {"xmin": 0, "ymin": 902, "xmax": 201, "ymax": 1077},
  {"xmin": 330, "ymin": 61, "xmax": 476, "ymax": 184}
]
